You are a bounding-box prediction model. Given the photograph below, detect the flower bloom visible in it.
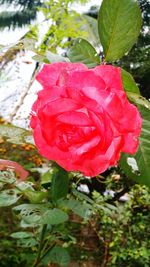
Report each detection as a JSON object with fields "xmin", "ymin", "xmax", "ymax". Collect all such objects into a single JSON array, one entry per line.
[{"xmin": 30, "ymin": 62, "xmax": 142, "ymax": 177}]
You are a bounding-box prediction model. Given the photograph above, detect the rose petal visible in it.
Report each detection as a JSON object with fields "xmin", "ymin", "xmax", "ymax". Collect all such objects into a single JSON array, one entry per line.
[
  {"xmin": 57, "ymin": 110, "xmax": 92, "ymax": 126},
  {"xmin": 95, "ymin": 65, "xmax": 123, "ymax": 91},
  {"xmin": 36, "ymin": 62, "xmax": 87, "ymax": 88}
]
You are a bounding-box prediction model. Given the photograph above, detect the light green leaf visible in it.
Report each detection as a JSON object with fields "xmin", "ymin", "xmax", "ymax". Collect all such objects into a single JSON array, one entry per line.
[
  {"xmin": 46, "ymin": 51, "xmax": 69, "ymax": 63},
  {"xmin": 13, "ymin": 204, "xmax": 49, "ymax": 225},
  {"xmin": 68, "ymin": 38, "xmax": 100, "ymax": 68},
  {"xmin": 121, "ymin": 69, "xmax": 140, "ymax": 94},
  {"xmin": 17, "ymin": 237, "xmax": 37, "ymax": 248},
  {"xmin": 127, "ymin": 92, "xmax": 150, "ymax": 110},
  {"xmin": 0, "ymin": 124, "xmax": 33, "ymax": 144},
  {"xmin": 43, "ymin": 245, "xmax": 70, "ymax": 267},
  {"xmin": 80, "ymin": 14, "xmax": 99, "ymax": 47},
  {"xmin": 32, "ymin": 54, "xmax": 49, "ymax": 63},
  {"xmin": 11, "ymin": 231, "xmax": 32, "ymax": 239},
  {"xmin": 21, "ymin": 37, "xmax": 36, "ymax": 51},
  {"xmin": 41, "ymin": 171, "xmax": 53, "ymax": 185},
  {"xmin": 98, "ymin": 0, "xmax": 142, "ymax": 61},
  {"xmin": 0, "ymin": 171, "xmax": 16, "ymax": 184},
  {"xmin": 41, "ymin": 208, "xmax": 68, "ymax": 225},
  {"xmin": 23, "ymin": 189, "xmax": 48, "ymax": 203},
  {"xmin": 0, "ymin": 189, "xmax": 20, "ymax": 207},
  {"xmin": 119, "ymin": 105, "xmax": 150, "ymax": 187}
]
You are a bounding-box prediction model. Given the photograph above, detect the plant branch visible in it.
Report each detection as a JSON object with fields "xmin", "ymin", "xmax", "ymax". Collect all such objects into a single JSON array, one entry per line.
[{"xmin": 33, "ymin": 224, "xmax": 47, "ymax": 267}]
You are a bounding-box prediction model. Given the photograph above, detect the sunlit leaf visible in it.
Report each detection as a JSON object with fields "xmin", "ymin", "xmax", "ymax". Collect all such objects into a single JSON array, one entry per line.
[
  {"xmin": 98, "ymin": 0, "xmax": 142, "ymax": 61},
  {"xmin": 122, "ymin": 69, "xmax": 140, "ymax": 94},
  {"xmin": 68, "ymin": 38, "xmax": 100, "ymax": 68}
]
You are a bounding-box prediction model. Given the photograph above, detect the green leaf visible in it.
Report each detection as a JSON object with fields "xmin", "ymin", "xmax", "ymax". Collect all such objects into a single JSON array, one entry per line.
[
  {"xmin": 23, "ymin": 189, "xmax": 48, "ymax": 203},
  {"xmin": 127, "ymin": 92, "xmax": 150, "ymax": 110},
  {"xmin": 32, "ymin": 54, "xmax": 49, "ymax": 63},
  {"xmin": 46, "ymin": 51, "xmax": 69, "ymax": 63},
  {"xmin": 0, "ymin": 171, "xmax": 16, "ymax": 184},
  {"xmin": 68, "ymin": 38, "xmax": 100, "ymax": 68},
  {"xmin": 62, "ymin": 199, "xmax": 92, "ymax": 219},
  {"xmin": 43, "ymin": 245, "xmax": 70, "ymax": 267},
  {"xmin": 51, "ymin": 167, "xmax": 69, "ymax": 202},
  {"xmin": 21, "ymin": 37, "xmax": 36, "ymax": 51},
  {"xmin": 119, "ymin": 105, "xmax": 150, "ymax": 187},
  {"xmin": 41, "ymin": 171, "xmax": 53, "ymax": 185},
  {"xmin": 0, "ymin": 189, "xmax": 20, "ymax": 207},
  {"xmin": 41, "ymin": 208, "xmax": 68, "ymax": 225},
  {"xmin": 0, "ymin": 124, "xmax": 33, "ymax": 144},
  {"xmin": 11, "ymin": 231, "xmax": 32, "ymax": 239},
  {"xmin": 98, "ymin": 0, "xmax": 142, "ymax": 61},
  {"xmin": 17, "ymin": 237, "xmax": 38, "ymax": 248},
  {"xmin": 121, "ymin": 69, "xmax": 140, "ymax": 94},
  {"xmin": 72, "ymin": 189, "xmax": 94, "ymax": 204},
  {"xmin": 13, "ymin": 204, "xmax": 49, "ymax": 225},
  {"xmin": 80, "ymin": 14, "xmax": 99, "ymax": 47}
]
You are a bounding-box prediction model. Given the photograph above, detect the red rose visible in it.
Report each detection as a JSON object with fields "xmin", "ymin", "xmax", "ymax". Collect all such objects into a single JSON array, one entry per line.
[{"xmin": 30, "ymin": 62, "xmax": 142, "ymax": 177}]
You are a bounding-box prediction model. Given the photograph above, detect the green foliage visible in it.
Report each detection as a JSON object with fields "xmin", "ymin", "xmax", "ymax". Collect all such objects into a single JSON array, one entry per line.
[
  {"xmin": 77, "ymin": 14, "xmax": 99, "ymax": 47},
  {"xmin": 0, "ymin": 124, "xmax": 33, "ymax": 145},
  {"xmin": 42, "ymin": 245, "xmax": 71, "ymax": 267},
  {"xmin": 98, "ymin": 0, "xmax": 142, "ymax": 61},
  {"xmin": 1, "ymin": 168, "xmax": 150, "ymax": 266},
  {"xmin": 68, "ymin": 38, "xmax": 100, "ymax": 68},
  {"xmin": 121, "ymin": 69, "xmax": 140, "ymax": 94},
  {"xmin": 0, "ymin": 0, "xmax": 150, "ymax": 266},
  {"xmin": 120, "ymin": 105, "xmax": 150, "ymax": 187},
  {"xmin": 38, "ymin": 0, "xmax": 89, "ymax": 53},
  {"xmin": 118, "ymin": 0, "xmax": 150, "ymax": 99},
  {"xmin": 51, "ymin": 166, "xmax": 69, "ymax": 202},
  {"xmin": 97, "ymin": 184, "xmax": 150, "ymax": 267},
  {"xmin": 0, "ymin": 189, "xmax": 20, "ymax": 207},
  {"xmin": 41, "ymin": 209, "xmax": 68, "ymax": 225}
]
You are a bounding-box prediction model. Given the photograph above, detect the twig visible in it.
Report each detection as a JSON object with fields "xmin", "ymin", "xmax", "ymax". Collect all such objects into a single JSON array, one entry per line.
[{"xmin": 33, "ymin": 224, "xmax": 47, "ymax": 267}]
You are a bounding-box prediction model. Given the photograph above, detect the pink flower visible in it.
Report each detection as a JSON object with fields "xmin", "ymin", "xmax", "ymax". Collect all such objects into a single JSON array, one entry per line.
[{"xmin": 30, "ymin": 63, "xmax": 142, "ymax": 177}]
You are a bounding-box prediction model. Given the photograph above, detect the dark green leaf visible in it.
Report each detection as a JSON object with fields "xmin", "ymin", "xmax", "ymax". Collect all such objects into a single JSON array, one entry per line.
[
  {"xmin": 119, "ymin": 105, "xmax": 150, "ymax": 187},
  {"xmin": 68, "ymin": 38, "xmax": 100, "ymax": 68},
  {"xmin": 43, "ymin": 245, "xmax": 70, "ymax": 267},
  {"xmin": 121, "ymin": 69, "xmax": 140, "ymax": 94},
  {"xmin": 51, "ymin": 167, "xmax": 69, "ymax": 202},
  {"xmin": 41, "ymin": 208, "xmax": 68, "ymax": 225},
  {"xmin": 98, "ymin": 0, "xmax": 142, "ymax": 61}
]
